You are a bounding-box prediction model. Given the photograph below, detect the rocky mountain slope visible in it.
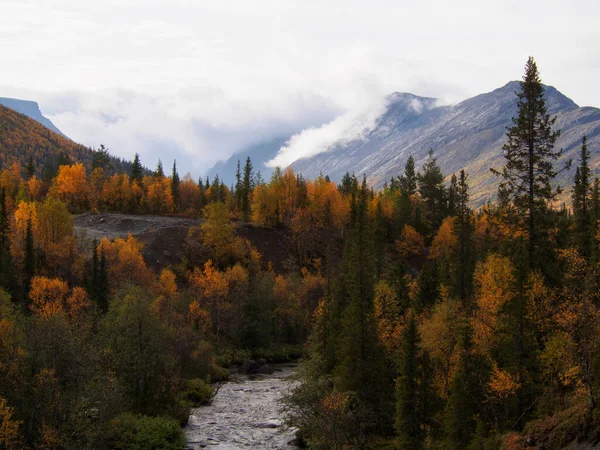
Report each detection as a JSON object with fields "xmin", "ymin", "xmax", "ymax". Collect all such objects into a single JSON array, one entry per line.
[
  {"xmin": 0, "ymin": 97, "xmax": 66, "ymax": 137},
  {"xmin": 291, "ymin": 82, "xmax": 600, "ymax": 205}
]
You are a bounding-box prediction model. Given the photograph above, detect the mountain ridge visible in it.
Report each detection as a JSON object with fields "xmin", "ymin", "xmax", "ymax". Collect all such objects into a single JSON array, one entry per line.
[{"xmin": 0, "ymin": 97, "xmax": 66, "ymax": 137}]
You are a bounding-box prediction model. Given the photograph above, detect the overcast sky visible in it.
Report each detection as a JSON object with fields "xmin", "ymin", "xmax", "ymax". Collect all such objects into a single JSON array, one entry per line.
[{"xmin": 1, "ymin": 0, "xmax": 599, "ymax": 176}]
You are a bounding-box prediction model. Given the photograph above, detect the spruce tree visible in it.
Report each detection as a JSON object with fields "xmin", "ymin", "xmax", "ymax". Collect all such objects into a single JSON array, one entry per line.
[
  {"xmin": 397, "ymin": 156, "xmax": 417, "ymax": 231},
  {"xmin": 444, "ymin": 325, "xmax": 486, "ymax": 450},
  {"xmin": 242, "ymin": 157, "xmax": 253, "ymax": 222},
  {"xmin": 454, "ymin": 170, "xmax": 475, "ymax": 304},
  {"xmin": 131, "ymin": 153, "xmax": 144, "ymax": 184},
  {"xmin": 0, "ymin": 188, "xmax": 16, "ymax": 295},
  {"xmin": 25, "ymin": 156, "xmax": 35, "ymax": 180},
  {"xmin": 235, "ymin": 159, "xmax": 242, "ymax": 210},
  {"xmin": 336, "ymin": 176, "xmax": 392, "ymax": 423},
  {"xmin": 418, "ymin": 150, "xmax": 446, "ymax": 234},
  {"xmin": 572, "ymin": 136, "xmax": 593, "ymax": 259},
  {"xmin": 395, "ymin": 313, "xmax": 437, "ymax": 449},
  {"xmin": 446, "ymin": 173, "xmax": 458, "ymax": 217},
  {"xmin": 171, "ymin": 160, "xmax": 180, "ymax": 211},
  {"xmin": 492, "ymin": 57, "xmax": 568, "ymax": 269},
  {"xmin": 155, "ymin": 159, "xmax": 164, "ymax": 178}
]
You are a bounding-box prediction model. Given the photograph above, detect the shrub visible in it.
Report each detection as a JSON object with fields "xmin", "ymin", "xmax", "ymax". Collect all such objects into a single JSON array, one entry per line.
[
  {"xmin": 183, "ymin": 379, "xmax": 214, "ymax": 406},
  {"xmin": 106, "ymin": 413, "xmax": 186, "ymax": 450}
]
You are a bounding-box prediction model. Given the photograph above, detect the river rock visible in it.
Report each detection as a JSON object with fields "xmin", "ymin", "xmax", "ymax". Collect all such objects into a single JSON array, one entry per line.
[
  {"xmin": 240, "ymin": 359, "xmax": 260, "ymax": 374},
  {"xmin": 257, "ymin": 364, "xmax": 274, "ymax": 374},
  {"xmin": 256, "ymin": 357, "xmax": 267, "ymax": 366}
]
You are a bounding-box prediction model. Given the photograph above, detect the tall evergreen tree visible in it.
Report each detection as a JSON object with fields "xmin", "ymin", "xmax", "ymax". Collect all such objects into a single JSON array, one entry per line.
[
  {"xmin": 0, "ymin": 188, "xmax": 16, "ymax": 295},
  {"xmin": 131, "ymin": 153, "xmax": 144, "ymax": 184},
  {"xmin": 242, "ymin": 157, "xmax": 253, "ymax": 222},
  {"xmin": 446, "ymin": 173, "xmax": 458, "ymax": 217},
  {"xmin": 492, "ymin": 57, "xmax": 568, "ymax": 269},
  {"xmin": 25, "ymin": 156, "xmax": 35, "ymax": 180},
  {"xmin": 572, "ymin": 135, "xmax": 593, "ymax": 259},
  {"xmin": 454, "ymin": 170, "xmax": 475, "ymax": 304},
  {"xmin": 171, "ymin": 160, "xmax": 180, "ymax": 211},
  {"xmin": 235, "ymin": 159, "xmax": 242, "ymax": 210},
  {"xmin": 444, "ymin": 325, "xmax": 486, "ymax": 450},
  {"xmin": 395, "ymin": 314, "xmax": 437, "ymax": 449},
  {"xmin": 418, "ymin": 150, "xmax": 446, "ymax": 234},
  {"xmin": 336, "ymin": 177, "xmax": 392, "ymax": 422},
  {"xmin": 397, "ymin": 156, "xmax": 418, "ymax": 231},
  {"xmin": 154, "ymin": 159, "xmax": 164, "ymax": 178}
]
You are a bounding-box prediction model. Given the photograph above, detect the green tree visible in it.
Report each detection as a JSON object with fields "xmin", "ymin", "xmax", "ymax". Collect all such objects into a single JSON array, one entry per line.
[
  {"xmin": 418, "ymin": 149, "xmax": 446, "ymax": 234},
  {"xmin": 130, "ymin": 153, "xmax": 144, "ymax": 184},
  {"xmin": 25, "ymin": 156, "xmax": 35, "ymax": 180},
  {"xmin": 171, "ymin": 160, "xmax": 180, "ymax": 211},
  {"xmin": 492, "ymin": 57, "xmax": 568, "ymax": 269},
  {"xmin": 572, "ymin": 135, "xmax": 593, "ymax": 259},
  {"xmin": 22, "ymin": 218, "xmax": 35, "ymax": 308},
  {"xmin": 453, "ymin": 170, "xmax": 475, "ymax": 304},
  {"xmin": 154, "ymin": 159, "xmax": 164, "ymax": 178},
  {"xmin": 242, "ymin": 157, "xmax": 253, "ymax": 222},
  {"xmin": 395, "ymin": 314, "xmax": 437, "ymax": 449}
]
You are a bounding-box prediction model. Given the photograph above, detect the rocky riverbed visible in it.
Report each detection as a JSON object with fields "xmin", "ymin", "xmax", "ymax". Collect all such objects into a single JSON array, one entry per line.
[{"xmin": 185, "ymin": 363, "xmax": 299, "ymax": 449}]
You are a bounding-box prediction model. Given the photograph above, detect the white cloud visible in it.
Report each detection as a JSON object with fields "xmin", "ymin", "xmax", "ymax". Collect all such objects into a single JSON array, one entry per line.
[
  {"xmin": 1, "ymin": 0, "xmax": 599, "ymax": 175},
  {"xmin": 267, "ymin": 96, "xmax": 389, "ymax": 168}
]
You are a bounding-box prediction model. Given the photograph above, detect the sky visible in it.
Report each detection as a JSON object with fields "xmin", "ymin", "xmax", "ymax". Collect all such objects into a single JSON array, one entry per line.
[{"xmin": 1, "ymin": 0, "xmax": 599, "ymax": 176}]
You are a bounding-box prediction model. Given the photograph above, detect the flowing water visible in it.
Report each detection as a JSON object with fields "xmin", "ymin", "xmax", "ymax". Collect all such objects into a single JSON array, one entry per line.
[{"xmin": 185, "ymin": 364, "xmax": 299, "ymax": 449}]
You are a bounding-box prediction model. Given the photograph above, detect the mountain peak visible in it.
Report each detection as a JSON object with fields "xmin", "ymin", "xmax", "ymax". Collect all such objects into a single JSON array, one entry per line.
[{"xmin": 0, "ymin": 97, "xmax": 66, "ymax": 137}]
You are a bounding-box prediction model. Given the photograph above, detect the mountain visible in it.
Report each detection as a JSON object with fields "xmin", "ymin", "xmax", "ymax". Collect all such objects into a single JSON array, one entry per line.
[
  {"xmin": 206, "ymin": 136, "xmax": 295, "ymax": 185},
  {"xmin": 291, "ymin": 82, "xmax": 600, "ymax": 205},
  {"xmin": 0, "ymin": 103, "xmax": 136, "ymax": 177},
  {"xmin": 0, "ymin": 97, "xmax": 66, "ymax": 137}
]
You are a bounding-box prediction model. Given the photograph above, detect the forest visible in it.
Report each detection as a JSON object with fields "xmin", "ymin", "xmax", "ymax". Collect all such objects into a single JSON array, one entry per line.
[{"xmin": 0, "ymin": 57, "xmax": 599, "ymax": 449}]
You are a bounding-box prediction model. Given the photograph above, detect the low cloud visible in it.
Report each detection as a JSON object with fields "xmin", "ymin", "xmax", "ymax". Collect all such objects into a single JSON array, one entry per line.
[{"xmin": 267, "ymin": 96, "xmax": 390, "ymax": 168}]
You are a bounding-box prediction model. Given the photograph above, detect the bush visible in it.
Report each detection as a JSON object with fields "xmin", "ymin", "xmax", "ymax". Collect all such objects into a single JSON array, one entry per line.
[
  {"xmin": 183, "ymin": 379, "xmax": 214, "ymax": 406},
  {"xmin": 106, "ymin": 413, "xmax": 186, "ymax": 450}
]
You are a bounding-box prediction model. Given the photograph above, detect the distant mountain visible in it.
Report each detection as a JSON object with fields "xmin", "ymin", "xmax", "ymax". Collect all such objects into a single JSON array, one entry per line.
[
  {"xmin": 291, "ymin": 82, "xmax": 600, "ymax": 205},
  {"xmin": 0, "ymin": 104, "xmax": 136, "ymax": 178},
  {"xmin": 206, "ymin": 136, "xmax": 294, "ymax": 185},
  {"xmin": 0, "ymin": 97, "xmax": 66, "ymax": 137}
]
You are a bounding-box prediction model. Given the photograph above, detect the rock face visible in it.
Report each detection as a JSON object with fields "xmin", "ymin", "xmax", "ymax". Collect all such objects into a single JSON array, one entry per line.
[
  {"xmin": 0, "ymin": 97, "xmax": 66, "ymax": 137},
  {"xmin": 292, "ymin": 81, "xmax": 599, "ymax": 206}
]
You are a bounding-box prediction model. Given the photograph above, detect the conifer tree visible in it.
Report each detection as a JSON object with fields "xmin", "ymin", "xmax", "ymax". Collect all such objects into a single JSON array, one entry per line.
[
  {"xmin": 418, "ymin": 150, "xmax": 446, "ymax": 234},
  {"xmin": 235, "ymin": 159, "xmax": 242, "ymax": 210},
  {"xmin": 454, "ymin": 170, "xmax": 475, "ymax": 304},
  {"xmin": 131, "ymin": 153, "xmax": 144, "ymax": 184},
  {"xmin": 336, "ymin": 176, "xmax": 392, "ymax": 422},
  {"xmin": 0, "ymin": 188, "xmax": 16, "ymax": 294},
  {"xmin": 492, "ymin": 57, "xmax": 568, "ymax": 269},
  {"xmin": 446, "ymin": 173, "xmax": 458, "ymax": 217},
  {"xmin": 155, "ymin": 159, "xmax": 164, "ymax": 178},
  {"xmin": 395, "ymin": 313, "xmax": 437, "ymax": 449},
  {"xmin": 444, "ymin": 325, "xmax": 486, "ymax": 450},
  {"xmin": 572, "ymin": 136, "xmax": 593, "ymax": 259},
  {"xmin": 25, "ymin": 156, "xmax": 35, "ymax": 180},
  {"xmin": 397, "ymin": 156, "xmax": 418, "ymax": 230},
  {"xmin": 171, "ymin": 160, "xmax": 180, "ymax": 211},
  {"xmin": 242, "ymin": 157, "xmax": 253, "ymax": 222}
]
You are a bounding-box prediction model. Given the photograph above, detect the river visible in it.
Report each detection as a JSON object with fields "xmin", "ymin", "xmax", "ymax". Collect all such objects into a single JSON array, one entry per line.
[{"xmin": 185, "ymin": 363, "xmax": 299, "ymax": 449}]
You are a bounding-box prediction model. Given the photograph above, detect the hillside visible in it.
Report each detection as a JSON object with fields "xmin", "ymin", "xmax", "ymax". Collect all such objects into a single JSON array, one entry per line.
[
  {"xmin": 0, "ymin": 97, "xmax": 66, "ymax": 137},
  {"xmin": 292, "ymin": 81, "xmax": 600, "ymax": 205},
  {"xmin": 0, "ymin": 103, "xmax": 135, "ymax": 177}
]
